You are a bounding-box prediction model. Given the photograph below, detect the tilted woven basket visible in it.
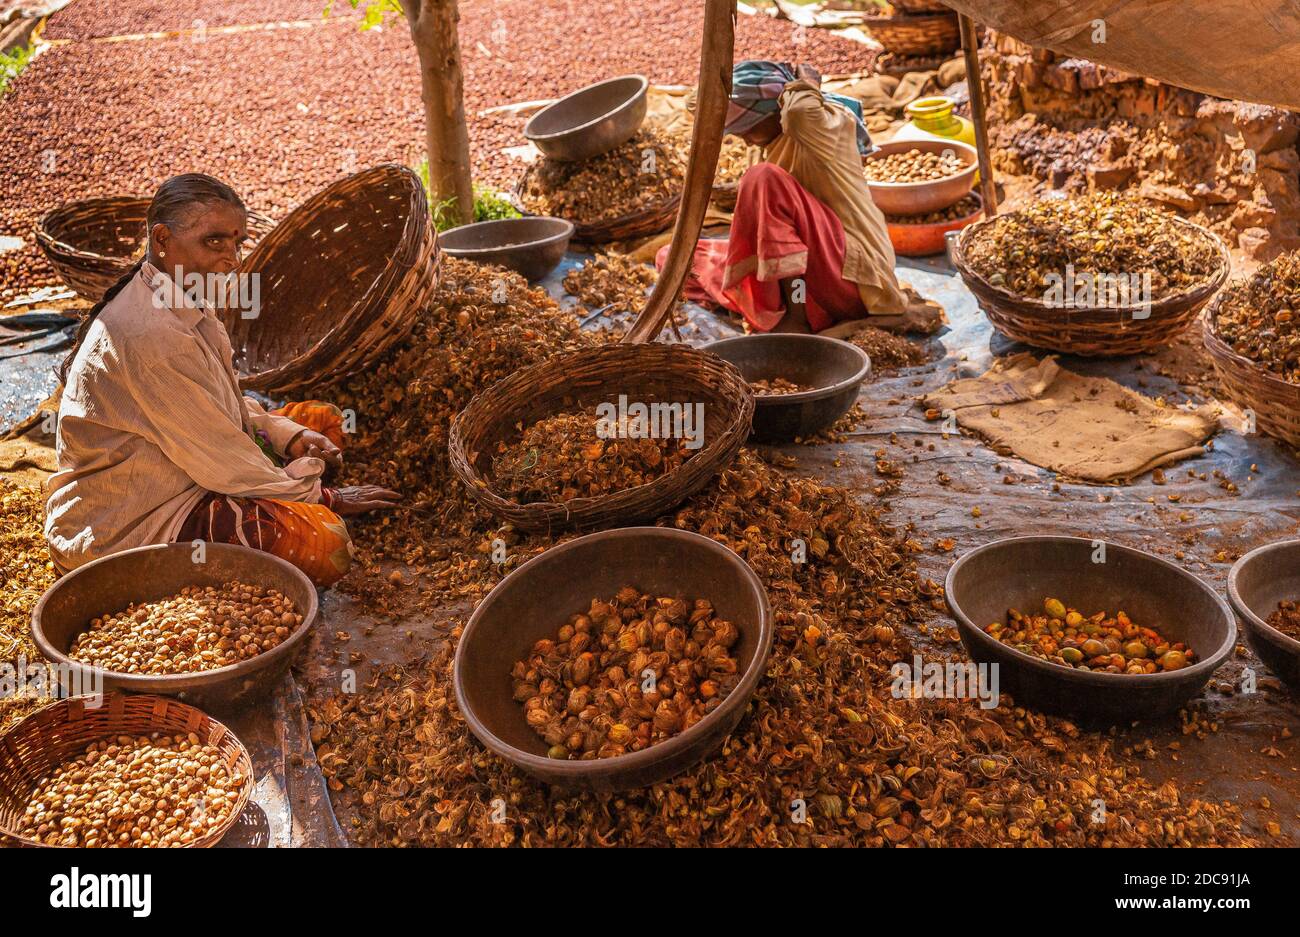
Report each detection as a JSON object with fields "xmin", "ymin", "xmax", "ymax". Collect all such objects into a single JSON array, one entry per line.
[
  {"xmin": 512, "ymin": 169, "xmax": 681, "ymax": 244},
  {"xmin": 865, "ymin": 11, "xmax": 961, "ymax": 57},
  {"xmin": 711, "ymin": 181, "xmax": 740, "ymax": 213},
  {"xmin": 449, "ymin": 343, "xmax": 754, "ymax": 533},
  {"xmin": 227, "ymin": 164, "xmax": 441, "ymax": 395},
  {"xmin": 952, "ymin": 216, "xmax": 1230, "ymax": 357},
  {"xmin": 35, "ymin": 197, "xmax": 275, "ymax": 302},
  {"xmin": 1202, "ymin": 304, "xmax": 1300, "ymax": 449},
  {"xmin": 0, "ymin": 694, "xmax": 252, "ymax": 848},
  {"xmin": 891, "ymin": 0, "xmax": 952, "ymax": 13}
]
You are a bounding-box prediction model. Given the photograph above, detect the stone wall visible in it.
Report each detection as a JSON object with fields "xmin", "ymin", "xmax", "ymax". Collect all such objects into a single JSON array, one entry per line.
[{"xmin": 982, "ymin": 32, "xmax": 1300, "ymax": 261}]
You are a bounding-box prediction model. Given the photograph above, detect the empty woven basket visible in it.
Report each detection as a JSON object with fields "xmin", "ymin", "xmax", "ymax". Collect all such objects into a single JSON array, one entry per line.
[
  {"xmin": 226, "ymin": 164, "xmax": 441, "ymax": 395},
  {"xmin": 0, "ymin": 694, "xmax": 252, "ymax": 848},
  {"xmin": 35, "ymin": 196, "xmax": 275, "ymax": 302},
  {"xmin": 449, "ymin": 343, "xmax": 754, "ymax": 533}
]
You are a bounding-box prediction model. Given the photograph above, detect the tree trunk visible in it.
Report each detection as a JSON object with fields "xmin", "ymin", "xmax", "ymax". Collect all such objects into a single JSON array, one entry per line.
[{"xmin": 406, "ymin": 0, "xmax": 474, "ymax": 226}]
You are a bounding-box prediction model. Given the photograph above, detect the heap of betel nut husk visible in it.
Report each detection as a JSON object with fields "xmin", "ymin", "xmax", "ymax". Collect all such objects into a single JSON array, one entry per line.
[
  {"xmin": 308, "ymin": 258, "xmax": 1251, "ymax": 847},
  {"xmin": 1212, "ymin": 248, "xmax": 1300, "ymax": 383},
  {"xmin": 0, "ymin": 484, "xmax": 57, "ymax": 732}
]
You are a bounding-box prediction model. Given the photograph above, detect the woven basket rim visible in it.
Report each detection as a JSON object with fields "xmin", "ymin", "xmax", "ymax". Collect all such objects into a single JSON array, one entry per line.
[
  {"xmin": 512, "ymin": 167, "xmax": 683, "ymax": 236},
  {"xmin": 0, "ymin": 693, "xmax": 252, "ymax": 849},
  {"xmin": 1202, "ymin": 299, "xmax": 1300, "ymax": 397},
  {"xmin": 449, "ymin": 343, "xmax": 753, "ymax": 528},
  {"xmin": 954, "ymin": 212, "xmax": 1231, "ymax": 315},
  {"xmin": 863, "ymin": 9, "xmax": 958, "ymax": 23},
  {"xmin": 36, "ymin": 197, "xmax": 275, "ymax": 262}
]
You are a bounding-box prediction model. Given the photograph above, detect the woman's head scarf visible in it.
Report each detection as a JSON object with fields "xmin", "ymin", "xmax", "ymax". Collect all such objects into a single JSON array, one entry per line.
[{"xmin": 724, "ymin": 60, "xmax": 873, "ymax": 155}]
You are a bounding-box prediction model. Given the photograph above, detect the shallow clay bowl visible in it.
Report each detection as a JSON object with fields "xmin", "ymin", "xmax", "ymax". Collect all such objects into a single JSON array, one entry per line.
[
  {"xmin": 454, "ymin": 527, "xmax": 773, "ymax": 792},
  {"xmin": 1229, "ymin": 540, "xmax": 1300, "ymax": 692},
  {"xmin": 703, "ymin": 333, "xmax": 870, "ymax": 443},
  {"xmin": 864, "ymin": 138, "xmax": 977, "ymax": 216},
  {"xmin": 945, "ymin": 536, "xmax": 1235, "ymax": 722},
  {"xmin": 31, "ymin": 543, "xmax": 318, "ymax": 715},
  {"xmin": 525, "ymin": 74, "xmax": 648, "ymax": 162},
  {"xmin": 437, "ymin": 216, "xmax": 574, "ymax": 281}
]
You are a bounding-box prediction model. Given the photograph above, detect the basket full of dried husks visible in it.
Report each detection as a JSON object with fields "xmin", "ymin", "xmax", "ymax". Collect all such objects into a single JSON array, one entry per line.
[
  {"xmin": 454, "ymin": 527, "xmax": 773, "ymax": 791},
  {"xmin": 954, "ymin": 193, "xmax": 1229, "ymax": 356},
  {"xmin": 0, "ymin": 693, "xmax": 252, "ymax": 847},
  {"xmin": 1202, "ymin": 250, "xmax": 1300, "ymax": 448},
  {"xmin": 516, "ymin": 129, "xmax": 685, "ymax": 243},
  {"xmin": 449, "ymin": 343, "xmax": 753, "ymax": 532}
]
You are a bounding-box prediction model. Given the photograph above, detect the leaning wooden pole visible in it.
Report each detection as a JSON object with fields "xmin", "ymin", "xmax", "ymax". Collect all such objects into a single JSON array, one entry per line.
[
  {"xmin": 959, "ymin": 13, "xmax": 997, "ymax": 216},
  {"xmin": 625, "ymin": 0, "xmax": 735, "ymax": 343}
]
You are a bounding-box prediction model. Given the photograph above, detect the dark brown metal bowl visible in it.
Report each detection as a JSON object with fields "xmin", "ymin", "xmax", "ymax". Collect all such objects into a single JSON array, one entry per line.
[
  {"xmin": 1229, "ymin": 540, "xmax": 1300, "ymax": 692},
  {"xmin": 454, "ymin": 527, "xmax": 773, "ymax": 792},
  {"xmin": 524, "ymin": 75, "xmax": 648, "ymax": 162},
  {"xmin": 702, "ymin": 333, "xmax": 870, "ymax": 442},
  {"xmin": 437, "ymin": 216, "xmax": 574, "ymax": 281},
  {"xmin": 945, "ymin": 536, "xmax": 1235, "ymax": 722},
  {"xmin": 31, "ymin": 543, "xmax": 319, "ymax": 715}
]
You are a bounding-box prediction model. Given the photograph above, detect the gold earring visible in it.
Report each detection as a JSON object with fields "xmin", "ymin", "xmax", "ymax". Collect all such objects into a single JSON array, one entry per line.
[{"xmin": 159, "ymin": 251, "xmax": 166, "ymax": 258}]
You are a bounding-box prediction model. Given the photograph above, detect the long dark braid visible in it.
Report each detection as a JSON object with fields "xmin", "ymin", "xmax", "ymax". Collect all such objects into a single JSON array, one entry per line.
[{"xmin": 57, "ymin": 173, "xmax": 246, "ymax": 385}]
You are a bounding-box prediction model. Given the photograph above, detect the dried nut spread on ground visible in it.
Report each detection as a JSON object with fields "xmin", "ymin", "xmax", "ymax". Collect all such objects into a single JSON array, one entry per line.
[
  {"xmin": 520, "ymin": 129, "xmax": 685, "ymax": 224},
  {"xmin": 1212, "ymin": 250, "xmax": 1300, "ymax": 382},
  {"xmin": 562, "ymin": 252, "xmax": 656, "ymax": 316},
  {"xmin": 749, "ymin": 376, "xmax": 812, "ymax": 395},
  {"xmin": 0, "ymin": 483, "xmax": 57, "ymax": 731},
  {"xmin": 309, "ymin": 447, "xmax": 1250, "ymax": 847},
  {"xmin": 886, "ymin": 193, "xmax": 981, "ymax": 225},
  {"xmin": 987, "ymin": 598, "xmax": 1197, "ymax": 674},
  {"xmin": 491, "ymin": 410, "xmax": 694, "ymax": 504},
  {"xmin": 69, "ymin": 582, "xmax": 302, "ymax": 675},
  {"xmin": 865, "ymin": 148, "xmax": 964, "ymax": 183},
  {"xmin": 18, "ymin": 733, "xmax": 243, "ymax": 847},
  {"xmin": 514, "ymin": 589, "xmax": 740, "ymax": 759},
  {"xmin": 962, "ymin": 193, "xmax": 1222, "ymax": 299}
]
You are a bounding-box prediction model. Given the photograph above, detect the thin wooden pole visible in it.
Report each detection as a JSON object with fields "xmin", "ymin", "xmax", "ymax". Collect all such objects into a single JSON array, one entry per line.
[{"xmin": 959, "ymin": 13, "xmax": 997, "ymax": 216}]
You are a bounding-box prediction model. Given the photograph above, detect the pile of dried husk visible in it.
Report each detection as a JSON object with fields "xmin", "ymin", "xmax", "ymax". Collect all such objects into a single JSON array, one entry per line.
[
  {"xmin": 1212, "ymin": 249, "xmax": 1300, "ymax": 382},
  {"xmin": 312, "ymin": 262, "xmax": 1250, "ymax": 847},
  {"xmin": 0, "ymin": 483, "xmax": 57, "ymax": 731}
]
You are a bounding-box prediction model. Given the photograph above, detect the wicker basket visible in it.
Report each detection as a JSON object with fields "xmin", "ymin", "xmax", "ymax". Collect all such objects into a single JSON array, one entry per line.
[
  {"xmin": 874, "ymin": 51, "xmax": 953, "ymax": 77},
  {"xmin": 512, "ymin": 169, "xmax": 681, "ymax": 244},
  {"xmin": 35, "ymin": 197, "xmax": 276, "ymax": 302},
  {"xmin": 228, "ymin": 164, "xmax": 441, "ymax": 395},
  {"xmin": 952, "ymin": 216, "xmax": 1230, "ymax": 357},
  {"xmin": 1202, "ymin": 303, "xmax": 1300, "ymax": 448},
  {"xmin": 449, "ymin": 343, "xmax": 754, "ymax": 533},
  {"xmin": 711, "ymin": 181, "xmax": 739, "ymax": 212},
  {"xmin": 865, "ymin": 11, "xmax": 961, "ymax": 57},
  {"xmin": 891, "ymin": 0, "xmax": 951, "ymax": 13},
  {"xmin": 0, "ymin": 694, "xmax": 252, "ymax": 848}
]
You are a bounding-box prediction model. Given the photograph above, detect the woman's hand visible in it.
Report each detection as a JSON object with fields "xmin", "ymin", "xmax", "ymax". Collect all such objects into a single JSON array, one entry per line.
[
  {"xmin": 330, "ymin": 485, "xmax": 401, "ymax": 516},
  {"xmin": 794, "ymin": 64, "xmax": 822, "ymax": 88},
  {"xmin": 287, "ymin": 429, "xmax": 343, "ymax": 469}
]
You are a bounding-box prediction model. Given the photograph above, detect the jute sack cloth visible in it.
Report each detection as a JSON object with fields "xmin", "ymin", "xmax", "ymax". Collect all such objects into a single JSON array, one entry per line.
[{"xmin": 921, "ymin": 353, "xmax": 1218, "ymax": 483}]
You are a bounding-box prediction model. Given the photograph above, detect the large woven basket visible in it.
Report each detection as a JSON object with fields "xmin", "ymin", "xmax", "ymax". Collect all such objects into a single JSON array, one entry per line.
[
  {"xmin": 512, "ymin": 169, "xmax": 681, "ymax": 244},
  {"xmin": 449, "ymin": 343, "xmax": 754, "ymax": 533},
  {"xmin": 891, "ymin": 0, "xmax": 951, "ymax": 13},
  {"xmin": 952, "ymin": 216, "xmax": 1230, "ymax": 357},
  {"xmin": 226, "ymin": 164, "xmax": 441, "ymax": 395},
  {"xmin": 0, "ymin": 694, "xmax": 252, "ymax": 848},
  {"xmin": 865, "ymin": 11, "xmax": 961, "ymax": 57},
  {"xmin": 1202, "ymin": 303, "xmax": 1300, "ymax": 449},
  {"xmin": 35, "ymin": 197, "xmax": 276, "ymax": 302}
]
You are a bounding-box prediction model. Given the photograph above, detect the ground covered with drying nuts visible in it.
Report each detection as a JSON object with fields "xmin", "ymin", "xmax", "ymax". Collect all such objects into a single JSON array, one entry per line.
[
  {"xmin": 514, "ymin": 589, "xmax": 740, "ymax": 759},
  {"xmin": 962, "ymin": 193, "xmax": 1223, "ymax": 300},
  {"xmin": 0, "ymin": 483, "xmax": 56, "ymax": 731},
  {"xmin": 70, "ymin": 582, "xmax": 302, "ymax": 675},
  {"xmin": 19, "ymin": 733, "xmax": 244, "ymax": 847},
  {"xmin": 1212, "ymin": 249, "xmax": 1300, "ymax": 382}
]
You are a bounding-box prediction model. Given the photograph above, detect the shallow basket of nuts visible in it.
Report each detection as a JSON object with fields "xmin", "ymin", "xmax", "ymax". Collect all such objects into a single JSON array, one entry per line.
[
  {"xmin": 945, "ymin": 536, "xmax": 1236, "ymax": 722},
  {"xmin": 953, "ymin": 195, "xmax": 1230, "ymax": 357},
  {"xmin": 862, "ymin": 138, "xmax": 977, "ymax": 216},
  {"xmin": 0, "ymin": 693, "xmax": 252, "ymax": 848},
  {"xmin": 449, "ymin": 342, "xmax": 754, "ymax": 533},
  {"xmin": 31, "ymin": 542, "xmax": 318, "ymax": 714},
  {"xmin": 454, "ymin": 527, "xmax": 773, "ymax": 791}
]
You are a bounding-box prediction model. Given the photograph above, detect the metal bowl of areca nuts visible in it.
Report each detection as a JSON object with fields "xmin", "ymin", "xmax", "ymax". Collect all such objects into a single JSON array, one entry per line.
[
  {"xmin": 703, "ymin": 333, "xmax": 870, "ymax": 443},
  {"xmin": 454, "ymin": 527, "xmax": 773, "ymax": 791},
  {"xmin": 945, "ymin": 536, "xmax": 1235, "ymax": 722}
]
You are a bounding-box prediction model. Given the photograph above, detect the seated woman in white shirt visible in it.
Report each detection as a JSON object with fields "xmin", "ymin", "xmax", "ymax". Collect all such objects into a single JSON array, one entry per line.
[{"xmin": 45, "ymin": 173, "xmax": 399, "ymax": 586}]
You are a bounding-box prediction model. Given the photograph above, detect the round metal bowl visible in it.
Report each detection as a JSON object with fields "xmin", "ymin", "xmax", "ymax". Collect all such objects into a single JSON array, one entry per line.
[
  {"xmin": 886, "ymin": 191, "xmax": 983, "ymax": 257},
  {"xmin": 524, "ymin": 74, "xmax": 649, "ymax": 162},
  {"xmin": 864, "ymin": 138, "xmax": 977, "ymax": 216},
  {"xmin": 31, "ymin": 543, "xmax": 319, "ymax": 715},
  {"xmin": 454, "ymin": 527, "xmax": 773, "ymax": 792},
  {"xmin": 1229, "ymin": 540, "xmax": 1300, "ymax": 693},
  {"xmin": 945, "ymin": 536, "xmax": 1236, "ymax": 722},
  {"xmin": 437, "ymin": 216, "xmax": 574, "ymax": 281},
  {"xmin": 702, "ymin": 333, "xmax": 870, "ymax": 443}
]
